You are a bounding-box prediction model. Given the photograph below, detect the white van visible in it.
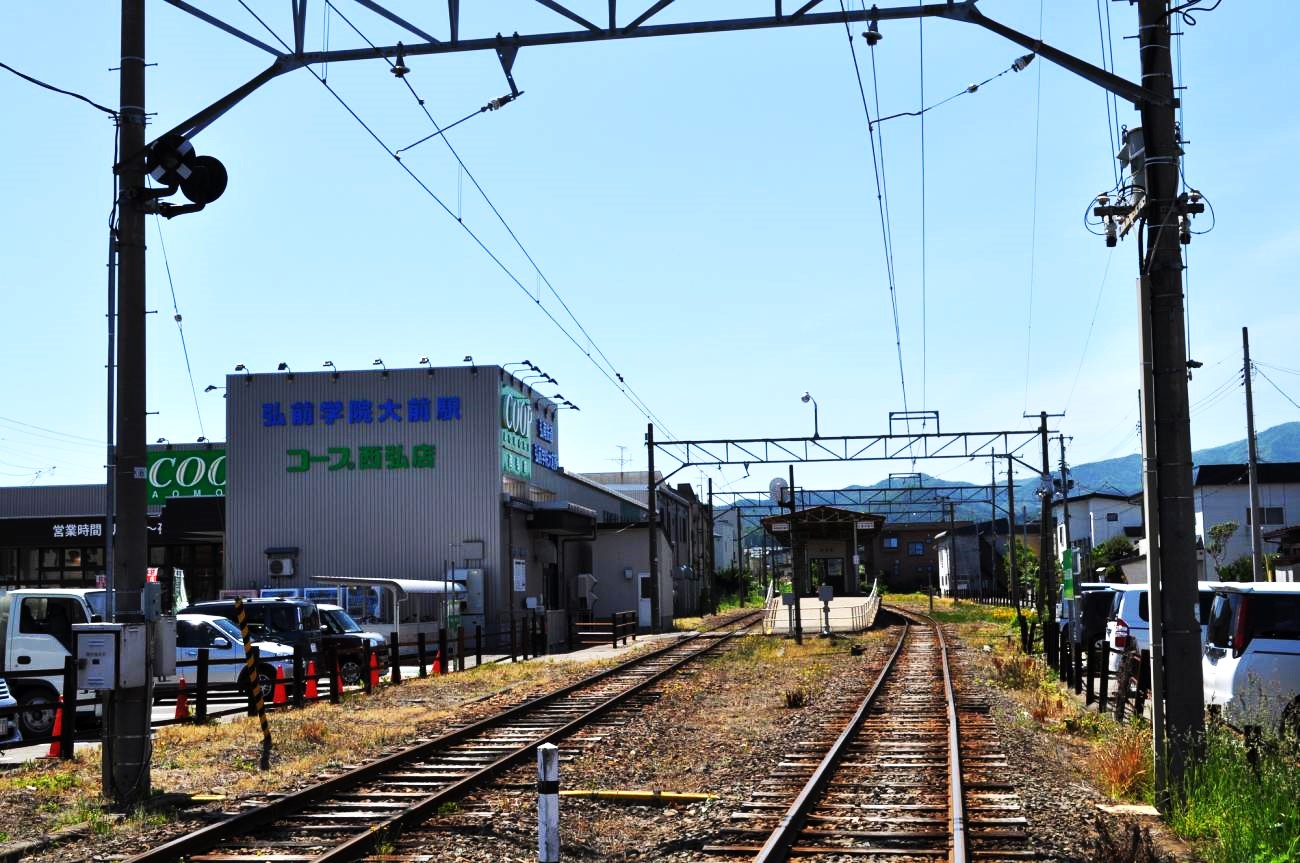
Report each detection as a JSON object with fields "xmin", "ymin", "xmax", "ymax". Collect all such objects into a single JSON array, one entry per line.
[
  {"xmin": 1202, "ymin": 583, "xmax": 1300, "ymax": 735},
  {"xmin": 0, "ymin": 589, "xmax": 104, "ymax": 737},
  {"xmin": 157, "ymin": 614, "xmax": 294, "ymax": 702}
]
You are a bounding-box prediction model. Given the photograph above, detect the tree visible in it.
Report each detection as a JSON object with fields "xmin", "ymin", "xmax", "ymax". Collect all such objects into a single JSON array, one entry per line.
[
  {"xmin": 1091, "ymin": 536, "xmax": 1136, "ymax": 582},
  {"xmin": 1003, "ymin": 539, "xmax": 1040, "ymax": 602},
  {"xmin": 1206, "ymin": 521, "xmax": 1239, "ymax": 576},
  {"xmin": 1217, "ymin": 555, "xmax": 1253, "ymax": 583}
]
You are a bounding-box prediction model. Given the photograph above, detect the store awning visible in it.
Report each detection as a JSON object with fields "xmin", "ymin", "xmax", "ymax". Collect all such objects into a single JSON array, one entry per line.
[{"xmin": 311, "ymin": 575, "xmax": 466, "ymax": 599}]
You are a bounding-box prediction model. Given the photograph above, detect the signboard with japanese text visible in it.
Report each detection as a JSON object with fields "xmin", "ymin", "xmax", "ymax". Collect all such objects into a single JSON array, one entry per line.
[
  {"xmin": 500, "ymin": 386, "xmax": 532, "ymax": 480},
  {"xmin": 148, "ymin": 448, "xmax": 226, "ymax": 502}
]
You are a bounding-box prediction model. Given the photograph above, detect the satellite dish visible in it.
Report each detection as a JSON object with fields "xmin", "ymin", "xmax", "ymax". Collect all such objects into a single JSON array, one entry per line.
[{"xmin": 769, "ymin": 477, "xmax": 789, "ymax": 505}]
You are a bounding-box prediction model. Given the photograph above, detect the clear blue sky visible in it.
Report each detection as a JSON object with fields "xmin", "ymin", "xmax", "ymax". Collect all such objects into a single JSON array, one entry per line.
[{"xmin": 2, "ymin": 1, "xmax": 1296, "ymax": 499}]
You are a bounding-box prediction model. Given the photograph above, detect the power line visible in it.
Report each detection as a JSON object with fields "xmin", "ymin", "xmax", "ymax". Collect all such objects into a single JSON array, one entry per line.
[
  {"xmin": 1063, "ymin": 247, "xmax": 1115, "ymax": 412},
  {"xmin": 837, "ymin": 3, "xmax": 910, "ymax": 434},
  {"xmin": 235, "ymin": 2, "xmax": 680, "ymax": 438},
  {"xmin": 152, "ymin": 212, "xmax": 207, "ymax": 440},
  {"xmin": 1021, "ymin": 0, "xmax": 1045, "ymax": 413},
  {"xmin": 0, "ymin": 60, "xmax": 118, "ymax": 118},
  {"xmin": 0, "ymin": 415, "xmax": 104, "ymax": 446},
  {"xmin": 1255, "ymin": 367, "xmax": 1300, "ymax": 411}
]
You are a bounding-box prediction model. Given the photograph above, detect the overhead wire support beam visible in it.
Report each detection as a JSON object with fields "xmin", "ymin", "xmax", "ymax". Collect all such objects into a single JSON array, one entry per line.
[
  {"xmin": 655, "ymin": 429, "xmax": 1049, "ymax": 478},
  {"xmin": 156, "ymin": 1, "xmax": 1164, "ymax": 155}
]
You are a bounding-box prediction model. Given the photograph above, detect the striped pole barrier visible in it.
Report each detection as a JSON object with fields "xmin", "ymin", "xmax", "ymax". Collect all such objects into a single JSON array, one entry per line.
[
  {"xmin": 233, "ymin": 597, "xmax": 273, "ymax": 770},
  {"xmin": 537, "ymin": 743, "xmax": 559, "ymax": 863}
]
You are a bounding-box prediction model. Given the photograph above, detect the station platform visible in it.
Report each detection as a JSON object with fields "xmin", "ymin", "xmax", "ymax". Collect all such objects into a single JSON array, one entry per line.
[{"xmin": 763, "ymin": 594, "xmax": 881, "ymax": 635}]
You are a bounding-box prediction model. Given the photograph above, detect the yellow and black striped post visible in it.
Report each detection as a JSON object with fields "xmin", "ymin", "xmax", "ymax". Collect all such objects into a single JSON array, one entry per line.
[{"xmin": 233, "ymin": 597, "xmax": 272, "ymax": 770}]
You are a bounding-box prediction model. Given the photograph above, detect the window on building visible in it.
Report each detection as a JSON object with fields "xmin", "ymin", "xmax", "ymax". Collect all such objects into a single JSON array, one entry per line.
[
  {"xmin": 907, "ymin": 541, "xmax": 926, "ymax": 556},
  {"xmin": 883, "ymin": 535, "xmax": 899, "ymax": 550},
  {"xmin": 1106, "ymin": 512, "xmax": 1119, "ymax": 522},
  {"xmin": 1246, "ymin": 506, "xmax": 1285, "ymax": 526}
]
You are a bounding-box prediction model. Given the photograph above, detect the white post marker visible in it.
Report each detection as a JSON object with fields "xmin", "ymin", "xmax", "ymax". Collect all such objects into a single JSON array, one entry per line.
[{"xmin": 537, "ymin": 742, "xmax": 560, "ymax": 862}]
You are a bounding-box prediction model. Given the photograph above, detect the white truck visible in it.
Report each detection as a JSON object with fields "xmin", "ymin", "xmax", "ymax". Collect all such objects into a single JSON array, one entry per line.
[{"xmin": 0, "ymin": 588, "xmax": 106, "ymax": 737}]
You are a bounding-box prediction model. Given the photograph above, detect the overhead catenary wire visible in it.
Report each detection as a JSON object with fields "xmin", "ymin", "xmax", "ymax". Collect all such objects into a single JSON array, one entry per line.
[
  {"xmin": 1021, "ymin": 0, "xmax": 1045, "ymax": 414},
  {"xmin": 235, "ymin": 2, "xmax": 681, "ymax": 439},
  {"xmin": 151, "ymin": 211, "xmax": 207, "ymax": 441},
  {"xmin": 837, "ymin": 3, "xmax": 911, "ymax": 444}
]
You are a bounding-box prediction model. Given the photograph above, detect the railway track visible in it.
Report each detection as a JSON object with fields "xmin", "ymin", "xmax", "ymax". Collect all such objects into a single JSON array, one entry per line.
[
  {"xmin": 125, "ymin": 610, "xmax": 764, "ymax": 863},
  {"xmin": 703, "ymin": 606, "xmax": 1030, "ymax": 862}
]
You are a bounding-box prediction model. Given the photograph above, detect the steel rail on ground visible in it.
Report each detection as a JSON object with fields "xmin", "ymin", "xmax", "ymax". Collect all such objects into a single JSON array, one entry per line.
[
  {"xmin": 124, "ymin": 610, "xmax": 764, "ymax": 863},
  {"xmin": 749, "ymin": 605, "xmax": 969, "ymax": 863},
  {"xmin": 751, "ymin": 619, "xmax": 911, "ymax": 863}
]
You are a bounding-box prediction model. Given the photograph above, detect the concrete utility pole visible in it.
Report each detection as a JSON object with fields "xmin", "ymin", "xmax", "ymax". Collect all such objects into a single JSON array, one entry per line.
[
  {"xmin": 789, "ymin": 464, "xmax": 803, "ymax": 645},
  {"xmin": 1006, "ymin": 456, "xmax": 1018, "ymax": 614},
  {"xmin": 1243, "ymin": 327, "xmax": 1264, "ymax": 581},
  {"xmin": 646, "ymin": 424, "xmax": 659, "ymax": 633},
  {"xmin": 106, "ymin": 0, "xmax": 153, "ymax": 806},
  {"xmin": 1029, "ymin": 411, "xmax": 1060, "ymax": 633},
  {"xmin": 1135, "ymin": 0, "xmax": 1204, "ymax": 787},
  {"xmin": 1058, "ymin": 434, "xmax": 1073, "ymax": 586}
]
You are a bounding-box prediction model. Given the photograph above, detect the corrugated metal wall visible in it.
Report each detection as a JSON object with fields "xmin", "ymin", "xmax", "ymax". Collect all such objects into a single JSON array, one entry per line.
[
  {"xmin": 226, "ymin": 366, "xmax": 501, "ymax": 596},
  {"xmin": 0, "ymin": 485, "xmax": 104, "ymax": 518}
]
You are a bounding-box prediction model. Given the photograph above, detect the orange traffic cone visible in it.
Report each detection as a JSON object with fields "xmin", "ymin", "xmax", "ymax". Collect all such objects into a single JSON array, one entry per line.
[
  {"xmin": 273, "ymin": 664, "xmax": 288, "ymax": 705},
  {"xmin": 304, "ymin": 660, "xmax": 318, "ymax": 700},
  {"xmin": 46, "ymin": 696, "xmax": 64, "ymax": 758},
  {"xmin": 174, "ymin": 675, "xmax": 190, "ymax": 720},
  {"xmin": 368, "ymin": 650, "xmax": 380, "ymax": 689},
  {"xmin": 431, "ymin": 648, "xmax": 441, "ymax": 675}
]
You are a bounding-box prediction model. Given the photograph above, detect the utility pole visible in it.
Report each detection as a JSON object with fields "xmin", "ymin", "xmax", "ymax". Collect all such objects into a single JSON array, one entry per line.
[
  {"xmin": 1027, "ymin": 411, "xmax": 1062, "ymax": 644},
  {"xmin": 1058, "ymin": 434, "xmax": 1074, "ymax": 593},
  {"xmin": 789, "ymin": 464, "xmax": 802, "ymax": 645},
  {"xmin": 106, "ymin": 0, "xmax": 153, "ymax": 806},
  {"xmin": 1136, "ymin": 0, "xmax": 1204, "ymax": 790},
  {"xmin": 1243, "ymin": 327, "xmax": 1264, "ymax": 582},
  {"xmin": 1006, "ymin": 456, "xmax": 1019, "ymax": 616},
  {"xmin": 707, "ymin": 478, "xmax": 717, "ymax": 613},
  {"xmin": 645, "ymin": 424, "xmax": 659, "ymax": 633}
]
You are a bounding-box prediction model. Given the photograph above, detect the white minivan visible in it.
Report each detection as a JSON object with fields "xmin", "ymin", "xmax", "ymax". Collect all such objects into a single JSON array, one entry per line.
[
  {"xmin": 157, "ymin": 614, "xmax": 294, "ymax": 702},
  {"xmin": 1202, "ymin": 582, "xmax": 1300, "ymax": 735}
]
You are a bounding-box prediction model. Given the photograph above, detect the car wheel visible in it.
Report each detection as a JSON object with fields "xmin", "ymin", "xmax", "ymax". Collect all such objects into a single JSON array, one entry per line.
[
  {"xmin": 17, "ymin": 689, "xmax": 58, "ymax": 738},
  {"xmin": 340, "ymin": 658, "xmax": 362, "ymax": 686},
  {"xmin": 239, "ymin": 665, "xmax": 277, "ymax": 704}
]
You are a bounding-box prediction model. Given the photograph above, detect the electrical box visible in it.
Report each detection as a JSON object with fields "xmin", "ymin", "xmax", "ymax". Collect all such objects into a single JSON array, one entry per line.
[
  {"xmin": 142, "ymin": 581, "xmax": 162, "ymax": 621},
  {"xmin": 153, "ymin": 617, "xmax": 176, "ymax": 677},
  {"xmin": 72, "ymin": 623, "xmax": 148, "ymax": 690}
]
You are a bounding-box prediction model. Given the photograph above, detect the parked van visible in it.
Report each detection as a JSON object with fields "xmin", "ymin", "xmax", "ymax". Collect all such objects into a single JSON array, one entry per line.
[
  {"xmin": 0, "ymin": 677, "xmax": 21, "ymax": 745},
  {"xmin": 1202, "ymin": 582, "xmax": 1300, "ymax": 735},
  {"xmin": 1104, "ymin": 585, "xmax": 1150, "ymax": 672},
  {"xmin": 0, "ymin": 589, "xmax": 104, "ymax": 737}
]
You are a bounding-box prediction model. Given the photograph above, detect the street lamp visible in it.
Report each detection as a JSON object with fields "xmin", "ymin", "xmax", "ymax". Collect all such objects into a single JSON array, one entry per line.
[{"xmin": 801, "ymin": 392, "xmax": 819, "ymax": 438}]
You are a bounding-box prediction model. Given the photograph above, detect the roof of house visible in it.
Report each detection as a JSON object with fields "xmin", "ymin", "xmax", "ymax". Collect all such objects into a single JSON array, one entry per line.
[{"xmin": 1193, "ymin": 462, "xmax": 1300, "ymax": 486}]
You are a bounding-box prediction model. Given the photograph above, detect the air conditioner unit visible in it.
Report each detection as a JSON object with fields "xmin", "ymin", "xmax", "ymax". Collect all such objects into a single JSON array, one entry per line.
[{"xmin": 268, "ymin": 558, "xmax": 294, "ymax": 577}]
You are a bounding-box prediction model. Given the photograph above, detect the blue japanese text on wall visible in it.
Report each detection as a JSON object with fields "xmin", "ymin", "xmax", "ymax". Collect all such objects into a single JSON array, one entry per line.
[{"xmin": 261, "ymin": 395, "xmax": 462, "ymax": 428}]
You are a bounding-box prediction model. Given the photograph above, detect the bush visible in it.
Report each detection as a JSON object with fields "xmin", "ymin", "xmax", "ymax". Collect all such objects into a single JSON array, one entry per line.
[{"xmin": 1091, "ymin": 719, "xmax": 1153, "ymax": 801}]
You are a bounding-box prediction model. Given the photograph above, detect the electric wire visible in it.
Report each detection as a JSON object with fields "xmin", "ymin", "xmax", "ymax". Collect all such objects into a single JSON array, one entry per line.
[
  {"xmin": 322, "ymin": 2, "xmax": 675, "ymax": 437},
  {"xmin": 1255, "ymin": 361, "xmax": 1300, "ymax": 377},
  {"xmin": 235, "ymin": 2, "xmax": 681, "ymax": 439},
  {"xmin": 837, "ymin": 3, "xmax": 911, "ymax": 442},
  {"xmin": 0, "ymin": 60, "xmax": 118, "ymax": 118},
  {"xmin": 918, "ymin": 9, "xmax": 927, "ymax": 428},
  {"xmin": 307, "ymin": 1, "xmax": 678, "ymax": 438},
  {"xmin": 1255, "ymin": 367, "xmax": 1300, "ymax": 412},
  {"xmin": 151, "ymin": 211, "xmax": 207, "ymax": 441},
  {"xmin": 1095, "ymin": 0, "xmax": 1120, "ymax": 188},
  {"xmin": 0, "ymin": 415, "xmax": 104, "ymax": 446},
  {"xmin": 1021, "ymin": 0, "xmax": 1045, "ymax": 413},
  {"xmin": 1062, "ymin": 248, "xmax": 1115, "ymax": 412}
]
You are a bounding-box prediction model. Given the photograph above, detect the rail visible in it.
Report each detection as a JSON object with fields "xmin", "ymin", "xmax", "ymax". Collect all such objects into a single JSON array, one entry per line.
[{"xmin": 121, "ymin": 609, "xmax": 764, "ymax": 863}]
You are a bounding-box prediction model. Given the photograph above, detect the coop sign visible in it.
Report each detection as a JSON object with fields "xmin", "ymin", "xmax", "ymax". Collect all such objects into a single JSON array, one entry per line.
[
  {"xmin": 500, "ymin": 386, "xmax": 533, "ymax": 480},
  {"xmin": 148, "ymin": 449, "xmax": 226, "ymax": 502}
]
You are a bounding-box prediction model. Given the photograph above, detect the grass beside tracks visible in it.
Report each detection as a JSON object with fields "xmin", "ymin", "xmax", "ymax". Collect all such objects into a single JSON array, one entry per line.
[
  {"xmin": 974, "ymin": 612, "xmax": 1299, "ymax": 861},
  {"xmin": 1167, "ymin": 726, "xmax": 1300, "ymax": 863}
]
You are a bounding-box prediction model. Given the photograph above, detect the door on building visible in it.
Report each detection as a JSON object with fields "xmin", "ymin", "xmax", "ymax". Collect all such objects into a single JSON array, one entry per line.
[
  {"xmin": 637, "ymin": 572, "xmax": 652, "ymax": 629},
  {"xmin": 809, "ymin": 558, "xmax": 847, "ymax": 595}
]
